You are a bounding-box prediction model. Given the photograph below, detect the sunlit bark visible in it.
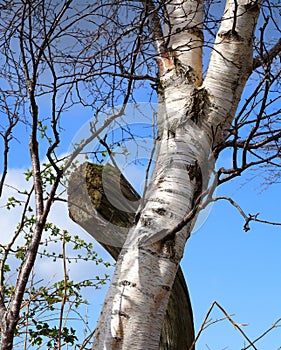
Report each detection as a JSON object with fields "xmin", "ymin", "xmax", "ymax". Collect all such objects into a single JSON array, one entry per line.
[
  {"xmin": 68, "ymin": 162, "xmax": 195, "ymax": 349},
  {"xmin": 92, "ymin": 1, "xmax": 260, "ymax": 349},
  {"xmin": 1, "ymin": 0, "xmax": 281, "ymax": 349}
]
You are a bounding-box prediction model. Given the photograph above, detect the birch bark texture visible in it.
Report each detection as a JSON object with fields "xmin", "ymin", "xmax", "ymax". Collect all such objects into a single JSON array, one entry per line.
[
  {"xmin": 92, "ymin": 1, "xmax": 260, "ymax": 349},
  {"xmin": 68, "ymin": 163, "xmax": 195, "ymax": 349}
]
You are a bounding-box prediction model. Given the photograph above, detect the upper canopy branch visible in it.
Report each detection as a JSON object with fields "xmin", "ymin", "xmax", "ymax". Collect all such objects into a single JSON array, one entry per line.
[
  {"xmin": 142, "ymin": 0, "xmax": 166, "ymax": 56},
  {"xmin": 143, "ymin": 0, "xmax": 204, "ymax": 83},
  {"xmin": 253, "ymin": 38, "xmax": 281, "ymax": 70},
  {"xmin": 164, "ymin": 0, "xmax": 204, "ymax": 84},
  {"xmin": 202, "ymin": 0, "xmax": 261, "ymax": 145}
]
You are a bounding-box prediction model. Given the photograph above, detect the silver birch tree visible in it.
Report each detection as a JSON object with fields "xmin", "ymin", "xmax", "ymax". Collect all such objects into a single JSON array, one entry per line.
[
  {"xmin": 0, "ymin": 0, "xmax": 281, "ymax": 349},
  {"xmin": 91, "ymin": 0, "xmax": 281, "ymax": 349}
]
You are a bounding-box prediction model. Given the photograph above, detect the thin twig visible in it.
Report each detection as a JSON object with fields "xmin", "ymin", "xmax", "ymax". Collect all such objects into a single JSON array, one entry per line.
[
  {"xmin": 211, "ymin": 196, "xmax": 281, "ymax": 231},
  {"xmin": 189, "ymin": 301, "xmax": 257, "ymax": 350},
  {"xmin": 57, "ymin": 230, "xmax": 68, "ymax": 349},
  {"xmin": 242, "ymin": 318, "xmax": 281, "ymax": 350}
]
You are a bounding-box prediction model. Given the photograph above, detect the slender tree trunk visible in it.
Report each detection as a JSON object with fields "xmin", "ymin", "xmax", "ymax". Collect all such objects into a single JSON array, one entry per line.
[
  {"xmin": 91, "ymin": 1, "xmax": 260, "ymax": 349},
  {"xmin": 0, "ymin": 313, "xmax": 17, "ymax": 350}
]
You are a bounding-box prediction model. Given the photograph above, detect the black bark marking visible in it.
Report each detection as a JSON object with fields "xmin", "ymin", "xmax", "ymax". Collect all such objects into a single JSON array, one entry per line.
[
  {"xmin": 120, "ymin": 280, "xmax": 136, "ymax": 287},
  {"xmin": 134, "ymin": 211, "xmax": 141, "ymax": 224},
  {"xmin": 157, "ymin": 176, "xmax": 165, "ymax": 185},
  {"xmin": 153, "ymin": 207, "xmax": 166, "ymax": 216},
  {"xmin": 187, "ymin": 160, "xmax": 203, "ymax": 208},
  {"xmin": 113, "ymin": 336, "xmax": 122, "ymax": 342},
  {"xmin": 161, "ymin": 285, "xmax": 171, "ymax": 291},
  {"xmin": 173, "ymin": 55, "xmax": 198, "ymax": 84},
  {"xmin": 168, "ymin": 129, "xmax": 175, "ymax": 139},
  {"xmin": 119, "ymin": 311, "xmax": 130, "ymax": 319},
  {"xmin": 141, "ymin": 217, "xmax": 153, "ymax": 227},
  {"xmin": 188, "ymin": 87, "xmax": 209, "ymax": 125},
  {"xmin": 187, "ymin": 160, "xmax": 201, "ymax": 181},
  {"xmin": 218, "ymin": 29, "xmax": 242, "ymax": 42}
]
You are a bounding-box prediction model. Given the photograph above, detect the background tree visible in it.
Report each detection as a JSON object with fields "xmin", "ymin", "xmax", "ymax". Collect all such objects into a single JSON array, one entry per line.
[{"xmin": 0, "ymin": 0, "xmax": 280, "ymax": 349}]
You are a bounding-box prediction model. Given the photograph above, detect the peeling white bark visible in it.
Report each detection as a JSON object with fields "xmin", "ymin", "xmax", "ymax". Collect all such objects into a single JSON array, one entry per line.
[
  {"xmin": 203, "ymin": 0, "xmax": 260, "ymax": 144},
  {"xmin": 165, "ymin": 0, "xmax": 204, "ymax": 85},
  {"xmin": 92, "ymin": 1, "xmax": 260, "ymax": 349},
  {"xmin": 92, "ymin": 123, "xmax": 211, "ymax": 349}
]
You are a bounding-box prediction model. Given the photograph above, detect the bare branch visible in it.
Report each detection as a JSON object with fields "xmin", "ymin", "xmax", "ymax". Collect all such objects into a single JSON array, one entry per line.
[
  {"xmin": 189, "ymin": 301, "xmax": 257, "ymax": 350},
  {"xmin": 243, "ymin": 317, "xmax": 281, "ymax": 350},
  {"xmin": 253, "ymin": 38, "xmax": 281, "ymax": 70},
  {"xmin": 0, "ymin": 107, "xmax": 19, "ymax": 197},
  {"xmin": 211, "ymin": 195, "xmax": 281, "ymax": 231}
]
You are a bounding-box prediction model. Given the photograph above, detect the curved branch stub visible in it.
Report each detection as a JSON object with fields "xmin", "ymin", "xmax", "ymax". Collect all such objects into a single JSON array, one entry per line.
[{"xmin": 67, "ymin": 162, "xmax": 195, "ymax": 350}]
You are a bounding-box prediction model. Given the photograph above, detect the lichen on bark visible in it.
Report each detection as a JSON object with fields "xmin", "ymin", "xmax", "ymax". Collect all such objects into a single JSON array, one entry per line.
[{"xmin": 67, "ymin": 162, "xmax": 195, "ymax": 350}]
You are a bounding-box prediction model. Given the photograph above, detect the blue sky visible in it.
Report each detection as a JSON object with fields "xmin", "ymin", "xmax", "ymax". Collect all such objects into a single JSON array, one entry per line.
[
  {"xmin": 2, "ymin": 101, "xmax": 280, "ymax": 349},
  {"xmin": 185, "ymin": 172, "xmax": 281, "ymax": 349},
  {"xmin": 1, "ymin": 2, "xmax": 281, "ymax": 349},
  {"xmin": 65, "ymin": 101, "xmax": 281, "ymax": 349}
]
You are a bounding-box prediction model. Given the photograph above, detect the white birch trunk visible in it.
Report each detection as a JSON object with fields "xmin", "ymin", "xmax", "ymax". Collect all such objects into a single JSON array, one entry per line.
[{"xmin": 92, "ymin": 1, "xmax": 260, "ymax": 349}]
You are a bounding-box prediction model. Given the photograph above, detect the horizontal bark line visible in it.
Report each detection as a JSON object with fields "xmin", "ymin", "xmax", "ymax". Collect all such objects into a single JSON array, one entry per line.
[{"xmin": 67, "ymin": 162, "xmax": 195, "ymax": 349}]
